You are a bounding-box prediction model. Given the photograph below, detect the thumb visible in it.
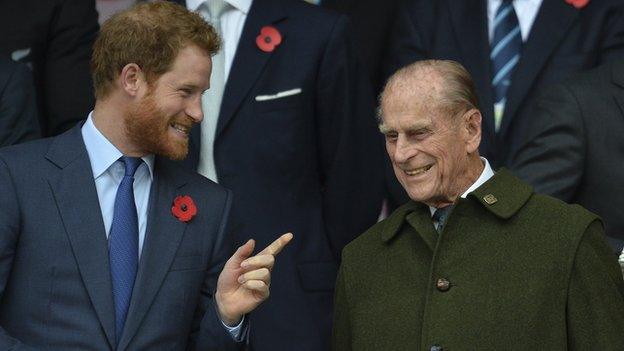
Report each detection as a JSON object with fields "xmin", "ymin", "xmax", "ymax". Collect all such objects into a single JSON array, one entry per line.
[{"xmin": 225, "ymin": 239, "xmax": 255, "ymax": 269}]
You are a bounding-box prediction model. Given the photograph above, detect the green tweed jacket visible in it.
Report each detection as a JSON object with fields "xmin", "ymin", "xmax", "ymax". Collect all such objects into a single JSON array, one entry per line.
[{"xmin": 333, "ymin": 169, "xmax": 624, "ymax": 350}]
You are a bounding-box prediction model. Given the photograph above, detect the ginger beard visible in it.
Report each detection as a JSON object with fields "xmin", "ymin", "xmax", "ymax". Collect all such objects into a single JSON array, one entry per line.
[{"xmin": 125, "ymin": 89, "xmax": 192, "ymax": 160}]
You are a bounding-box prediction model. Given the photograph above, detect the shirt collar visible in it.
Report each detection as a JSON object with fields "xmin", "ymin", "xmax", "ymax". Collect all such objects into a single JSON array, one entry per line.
[
  {"xmin": 428, "ymin": 157, "xmax": 495, "ymax": 216},
  {"xmin": 187, "ymin": 0, "xmax": 252, "ymax": 14},
  {"xmin": 81, "ymin": 112, "xmax": 155, "ymax": 180}
]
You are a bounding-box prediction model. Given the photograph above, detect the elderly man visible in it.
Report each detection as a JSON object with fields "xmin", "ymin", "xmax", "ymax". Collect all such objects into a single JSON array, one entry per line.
[
  {"xmin": 0, "ymin": 2, "xmax": 290, "ymax": 350},
  {"xmin": 332, "ymin": 60, "xmax": 624, "ymax": 350}
]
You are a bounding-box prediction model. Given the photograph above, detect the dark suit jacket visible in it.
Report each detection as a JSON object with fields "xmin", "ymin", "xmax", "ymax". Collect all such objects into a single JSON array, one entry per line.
[
  {"xmin": 334, "ymin": 169, "xmax": 624, "ymax": 350},
  {"xmin": 0, "ymin": 126, "xmax": 241, "ymax": 350},
  {"xmin": 0, "ymin": 57, "xmax": 39, "ymax": 146},
  {"xmin": 0, "ymin": 0, "xmax": 99, "ymax": 136},
  {"xmin": 511, "ymin": 61, "xmax": 624, "ymax": 254},
  {"xmin": 173, "ymin": 0, "xmax": 384, "ymax": 349},
  {"xmin": 321, "ymin": 0, "xmax": 400, "ymax": 93},
  {"xmin": 384, "ymin": 0, "xmax": 624, "ymax": 207}
]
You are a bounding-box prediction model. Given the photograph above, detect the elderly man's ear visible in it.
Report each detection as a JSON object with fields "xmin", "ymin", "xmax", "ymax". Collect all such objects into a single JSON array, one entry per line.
[{"xmin": 462, "ymin": 109, "xmax": 482, "ymax": 154}]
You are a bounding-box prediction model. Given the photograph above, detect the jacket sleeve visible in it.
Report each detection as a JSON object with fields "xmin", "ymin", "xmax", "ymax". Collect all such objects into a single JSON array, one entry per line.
[
  {"xmin": 566, "ymin": 220, "xmax": 624, "ymax": 350},
  {"xmin": 0, "ymin": 60, "xmax": 40, "ymax": 147},
  {"xmin": 42, "ymin": 0, "xmax": 99, "ymax": 135},
  {"xmin": 510, "ymin": 83, "xmax": 584, "ymax": 202},
  {"xmin": 0, "ymin": 157, "xmax": 38, "ymax": 350},
  {"xmin": 316, "ymin": 15, "xmax": 384, "ymax": 257}
]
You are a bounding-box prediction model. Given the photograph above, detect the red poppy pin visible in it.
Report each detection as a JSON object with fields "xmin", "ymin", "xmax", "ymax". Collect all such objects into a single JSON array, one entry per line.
[
  {"xmin": 565, "ymin": 0, "xmax": 589, "ymax": 9},
  {"xmin": 171, "ymin": 195, "xmax": 197, "ymax": 222},
  {"xmin": 256, "ymin": 26, "xmax": 282, "ymax": 53}
]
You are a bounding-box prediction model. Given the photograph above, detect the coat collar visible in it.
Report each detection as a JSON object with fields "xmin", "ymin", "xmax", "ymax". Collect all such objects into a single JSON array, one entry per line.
[{"xmin": 381, "ymin": 168, "xmax": 533, "ymax": 243}]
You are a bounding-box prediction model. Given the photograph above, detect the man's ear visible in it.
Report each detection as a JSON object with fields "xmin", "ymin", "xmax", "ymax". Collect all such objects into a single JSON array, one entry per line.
[
  {"xmin": 119, "ymin": 63, "xmax": 146, "ymax": 97},
  {"xmin": 463, "ymin": 108, "xmax": 482, "ymax": 154}
]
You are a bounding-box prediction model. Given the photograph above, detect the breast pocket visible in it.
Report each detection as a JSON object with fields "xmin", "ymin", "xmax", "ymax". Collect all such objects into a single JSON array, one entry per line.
[{"xmin": 254, "ymin": 88, "xmax": 303, "ymax": 113}]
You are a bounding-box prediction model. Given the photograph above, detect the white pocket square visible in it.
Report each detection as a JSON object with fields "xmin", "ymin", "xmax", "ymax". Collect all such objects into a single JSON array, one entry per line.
[{"xmin": 255, "ymin": 88, "xmax": 302, "ymax": 101}]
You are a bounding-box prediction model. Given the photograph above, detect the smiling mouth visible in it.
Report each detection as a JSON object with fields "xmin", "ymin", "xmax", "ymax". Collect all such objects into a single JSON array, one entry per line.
[
  {"xmin": 404, "ymin": 164, "xmax": 433, "ymax": 176},
  {"xmin": 170, "ymin": 122, "xmax": 191, "ymax": 136}
]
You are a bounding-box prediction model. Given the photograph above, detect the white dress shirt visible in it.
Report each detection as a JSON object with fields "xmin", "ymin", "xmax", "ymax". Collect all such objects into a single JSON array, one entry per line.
[
  {"xmin": 81, "ymin": 113, "xmax": 244, "ymax": 338},
  {"xmin": 81, "ymin": 113, "xmax": 154, "ymax": 257},
  {"xmin": 187, "ymin": 0, "xmax": 251, "ymax": 80},
  {"xmin": 487, "ymin": 0, "xmax": 543, "ymax": 43},
  {"xmin": 429, "ymin": 157, "xmax": 495, "ymax": 217}
]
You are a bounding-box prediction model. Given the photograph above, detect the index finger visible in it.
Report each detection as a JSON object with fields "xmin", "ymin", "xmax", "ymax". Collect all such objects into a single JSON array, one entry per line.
[{"xmin": 258, "ymin": 232, "xmax": 293, "ymax": 256}]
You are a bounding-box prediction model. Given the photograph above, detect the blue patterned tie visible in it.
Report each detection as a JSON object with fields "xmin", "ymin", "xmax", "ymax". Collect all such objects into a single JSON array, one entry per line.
[
  {"xmin": 491, "ymin": 0, "xmax": 521, "ymax": 131},
  {"xmin": 432, "ymin": 206, "xmax": 453, "ymax": 233},
  {"xmin": 109, "ymin": 156, "xmax": 142, "ymax": 344}
]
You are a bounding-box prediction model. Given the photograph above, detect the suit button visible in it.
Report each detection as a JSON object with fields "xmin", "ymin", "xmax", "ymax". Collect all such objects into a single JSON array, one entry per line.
[
  {"xmin": 430, "ymin": 345, "xmax": 444, "ymax": 351},
  {"xmin": 436, "ymin": 278, "xmax": 451, "ymax": 292}
]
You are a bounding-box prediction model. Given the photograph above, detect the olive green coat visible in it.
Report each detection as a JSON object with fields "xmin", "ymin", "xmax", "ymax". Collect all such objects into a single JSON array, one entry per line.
[{"xmin": 333, "ymin": 169, "xmax": 624, "ymax": 350}]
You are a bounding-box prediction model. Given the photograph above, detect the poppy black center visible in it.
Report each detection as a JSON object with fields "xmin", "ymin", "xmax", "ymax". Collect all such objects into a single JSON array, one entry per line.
[
  {"xmin": 264, "ymin": 37, "xmax": 272, "ymax": 43},
  {"xmin": 181, "ymin": 204, "xmax": 188, "ymax": 211}
]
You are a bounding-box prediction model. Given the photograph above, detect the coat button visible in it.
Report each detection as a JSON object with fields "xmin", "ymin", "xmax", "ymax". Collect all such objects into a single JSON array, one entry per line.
[
  {"xmin": 430, "ymin": 345, "xmax": 444, "ymax": 351},
  {"xmin": 436, "ymin": 278, "xmax": 451, "ymax": 292}
]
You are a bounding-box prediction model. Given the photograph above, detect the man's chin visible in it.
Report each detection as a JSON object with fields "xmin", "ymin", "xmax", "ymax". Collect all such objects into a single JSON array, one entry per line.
[{"xmin": 157, "ymin": 142, "xmax": 189, "ymax": 161}]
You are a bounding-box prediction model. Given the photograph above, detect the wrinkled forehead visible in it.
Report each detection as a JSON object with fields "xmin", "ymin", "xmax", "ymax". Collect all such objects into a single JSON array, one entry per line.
[
  {"xmin": 380, "ymin": 72, "xmax": 445, "ymax": 120},
  {"xmin": 380, "ymin": 90, "xmax": 443, "ymax": 127}
]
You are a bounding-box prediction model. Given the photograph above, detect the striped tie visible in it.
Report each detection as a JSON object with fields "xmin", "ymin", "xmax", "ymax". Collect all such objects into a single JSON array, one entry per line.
[{"xmin": 490, "ymin": 0, "xmax": 521, "ymax": 132}]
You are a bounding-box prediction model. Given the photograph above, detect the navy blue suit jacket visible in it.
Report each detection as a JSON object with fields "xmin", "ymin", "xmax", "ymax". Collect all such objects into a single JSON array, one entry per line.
[
  {"xmin": 173, "ymin": 0, "xmax": 384, "ymax": 350},
  {"xmin": 0, "ymin": 126, "xmax": 242, "ymax": 350},
  {"xmin": 384, "ymin": 0, "xmax": 624, "ymax": 207}
]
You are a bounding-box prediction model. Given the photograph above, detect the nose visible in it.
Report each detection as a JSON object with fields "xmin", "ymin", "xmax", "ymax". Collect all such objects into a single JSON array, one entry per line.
[
  {"xmin": 391, "ymin": 135, "xmax": 415, "ymax": 164},
  {"xmin": 187, "ymin": 95, "xmax": 204, "ymax": 123}
]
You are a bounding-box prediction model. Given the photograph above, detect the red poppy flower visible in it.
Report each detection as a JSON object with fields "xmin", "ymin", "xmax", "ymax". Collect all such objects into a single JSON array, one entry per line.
[
  {"xmin": 171, "ymin": 195, "xmax": 197, "ymax": 222},
  {"xmin": 256, "ymin": 26, "xmax": 282, "ymax": 53},
  {"xmin": 565, "ymin": 0, "xmax": 589, "ymax": 9}
]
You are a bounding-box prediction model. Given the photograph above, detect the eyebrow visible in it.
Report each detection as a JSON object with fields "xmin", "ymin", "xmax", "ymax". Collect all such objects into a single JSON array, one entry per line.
[{"xmin": 378, "ymin": 121, "xmax": 430, "ymax": 134}]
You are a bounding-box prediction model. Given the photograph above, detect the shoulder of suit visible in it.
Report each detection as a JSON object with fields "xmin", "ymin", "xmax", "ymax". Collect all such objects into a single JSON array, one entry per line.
[{"xmin": 0, "ymin": 135, "xmax": 54, "ymax": 167}]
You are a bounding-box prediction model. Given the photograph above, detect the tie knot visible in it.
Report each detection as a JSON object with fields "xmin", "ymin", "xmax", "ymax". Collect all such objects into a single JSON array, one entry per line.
[
  {"xmin": 120, "ymin": 156, "xmax": 142, "ymax": 178},
  {"xmin": 206, "ymin": 0, "xmax": 229, "ymax": 19}
]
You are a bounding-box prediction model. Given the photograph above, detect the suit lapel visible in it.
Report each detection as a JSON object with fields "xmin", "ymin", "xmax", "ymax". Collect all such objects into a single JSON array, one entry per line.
[
  {"xmin": 117, "ymin": 158, "xmax": 190, "ymax": 351},
  {"xmin": 45, "ymin": 126, "xmax": 116, "ymax": 348},
  {"xmin": 447, "ymin": 0, "xmax": 496, "ymax": 140},
  {"xmin": 215, "ymin": 0, "xmax": 287, "ymax": 138},
  {"xmin": 499, "ymin": 0, "xmax": 578, "ymax": 137}
]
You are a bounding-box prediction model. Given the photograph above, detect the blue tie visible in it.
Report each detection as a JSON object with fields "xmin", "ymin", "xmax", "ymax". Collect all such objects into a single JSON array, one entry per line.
[
  {"xmin": 491, "ymin": 0, "xmax": 521, "ymax": 131},
  {"xmin": 109, "ymin": 156, "xmax": 142, "ymax": 344},
  {"xmin": 432, "ymin": 206, "xmax": 453, "ymax": 233}
]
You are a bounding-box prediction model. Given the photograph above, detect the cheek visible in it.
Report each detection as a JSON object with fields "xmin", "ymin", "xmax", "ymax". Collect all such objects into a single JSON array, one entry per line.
[{"xmin": 385, "ymin": 142, "xmax": 395, "ymax": 160}]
